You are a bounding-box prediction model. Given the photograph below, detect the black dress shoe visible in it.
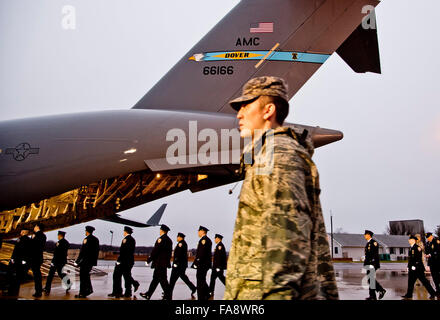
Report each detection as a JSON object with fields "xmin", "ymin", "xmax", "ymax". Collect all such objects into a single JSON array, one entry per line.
[
  {"xmin": 429, "ymin": 295, "xmax": 436, "ymax": 300},
  {"xmin": 108, "ymin": 293, "xmax": 121, "ymax": 298},
  {"xmin": 140, "ymin": 292, "xmax": 151, "ymax": 300},
  {"xmin": 43, "ymin": 289, "xmax": 50, "ymax": 296},
  {"xmin": 123, "ymin": 292, "xmax": 132, "ymax": 298},
  {"xmin": 378, "ymin": 289, "xmax": 386, "ymax": 300},
  {"xmin": 133, "ymin": 281, "xmax": 140, "ymax": 293},
  {"xmin": 365, "ymin": 296, "xmax": 376, "ymax": 300},
  {"xmin": 401, "ymin": 295, "xmax": 412, "ymax": 300},
  {"xmin": 75, "ymin": 294, "xmax": 87, "ymax": 298},
  {"xmin": 32, "ymin": 292, "xmax": 42, "ymax": 298}
]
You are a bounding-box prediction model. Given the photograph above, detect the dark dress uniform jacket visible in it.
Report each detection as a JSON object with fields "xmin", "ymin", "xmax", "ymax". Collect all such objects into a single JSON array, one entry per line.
[
  {"xmin": 117, "ymin": 235, "xmax": 135, "ymax": 266},
  {"xmin": 408, "ymin": 244, "xmax": 425, "ymax": 271},
  {"xmin": 425, "ymin": 237, "xmax": 440, "ymax": 267},
  {"xmin": 31, "ymin": 231, "xmax": 47, "ymax": 265},
  {"xmin": 194, "ymin": 235, "xmax": 212, "ymax": 270},
  {"xmin": 364, "ymin": 238, "xmax": 380, "ymax": 270},
  {"xmin": 52, "ymin": 238, "xmax": 69, "ymax": 266},
  {"xmin": 173, "ymin": 240, "xmax": 189, "ymax": 269},
  {"xmin": 213, "ymin": 241, "xmax": 227, "ymax": 270},
  {"xmin": 147, "ymin": 234, "xmax": 172, "ymax": 268},
  {"xmin": 11, "ymin": 235, "xmax": 31, "ymax": 264},
  {"xmin": 76, "ymin": 235, "xmax": 100, "ymax": 266}
]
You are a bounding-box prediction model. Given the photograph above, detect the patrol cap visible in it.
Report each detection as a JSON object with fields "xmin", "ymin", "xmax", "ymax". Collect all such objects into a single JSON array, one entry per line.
[
  {"xmin": 229, "ymin": 76, "xmax": 289, "ymax": 111},
  {"xmin": 199, "ymin": 226, "xmax": 209, "ymax": 232},
  {"xmin": 58, "ymin": 231, "xmax": 66, "ymax": 237},
  {"xmin": 364, "ymin": 230, "xmax": 374, "ymax": 236},
  {"xmin": 426, "ymin": 232, "xmax": 433, "ymax": 238},
  {"xmin": 85, "ymin": 226, "xmax": 95, "ymax": 233},
  {"xmin": 409, "ymin": 235, "xmax": 417, "ymax": 240},
  {"xmin": 160, "ymin": 224, "xmax": 170, "ymax": 232},
  {"xmin": 215, "ymin": 234, "xmax": 223, "ymax": 239},
  {"xmin": 124, "ymin": 226, "xmax": 133, "ymax": 234},
  {"xmin": 177, "ymin": 232, "xmax": 185, "ymax": 238}
]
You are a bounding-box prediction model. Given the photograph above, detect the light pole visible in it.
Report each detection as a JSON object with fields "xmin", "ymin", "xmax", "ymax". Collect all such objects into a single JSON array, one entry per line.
[{"xmin": 330, "ymin": 210, "xmax": 334, "ymax": 260}]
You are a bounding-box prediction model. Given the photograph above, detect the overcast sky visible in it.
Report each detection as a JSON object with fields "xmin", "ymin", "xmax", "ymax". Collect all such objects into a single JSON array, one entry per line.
[{"xmin": 1, "ymin": 0, "xmax": 439, "ymax": 249}]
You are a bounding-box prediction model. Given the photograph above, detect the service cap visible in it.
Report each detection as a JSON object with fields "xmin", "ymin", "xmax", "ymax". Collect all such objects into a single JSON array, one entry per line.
[
  {"xmin": 229, "ymin": 76, "xmax": 289, "ymax": 111},
  {"xmin": 364, "ymin": 230, "xmax": 374, "ymax": 236}
]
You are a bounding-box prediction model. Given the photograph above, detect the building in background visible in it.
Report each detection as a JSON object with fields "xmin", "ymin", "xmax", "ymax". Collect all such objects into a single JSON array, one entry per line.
[{"xmin": 329, "ymin": 233, "xmax": 409, "ymax": 261}]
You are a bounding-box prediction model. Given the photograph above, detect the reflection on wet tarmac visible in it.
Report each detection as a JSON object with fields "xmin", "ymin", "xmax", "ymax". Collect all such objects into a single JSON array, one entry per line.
[{"xmin": 2, "ymin": 262, "xmax": 438, "ymax": 300}]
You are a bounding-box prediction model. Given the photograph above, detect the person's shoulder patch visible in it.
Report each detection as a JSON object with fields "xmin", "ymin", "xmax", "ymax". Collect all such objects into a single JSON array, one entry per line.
[
  {"xmin": 219, "ymin": 245, "xmax": 222, "ymax": 250},
  {"xmin": 123, "ymin": 239, "xmax": 126, "ymax": 244},
  {"xmin": 178, "ymin": 243, "xmax": 182, "ymax": 247},
  {"xmin": 157, "ymin": 238, "xmax": 162, "ymax": 243},
  {"xmin": 83, "ymin": 239, "xmax": 87, "ymax": 244},
  {"xmin": 374, "ymin": 242, "xmax": 377, "ymax": 246},
  {"xmin": 202, "ymin": 240, "xmax": 206, "ymax": 245},
  {"xmin": 418, "ymin": 247, "xmax": 421, "ymax": 251}
]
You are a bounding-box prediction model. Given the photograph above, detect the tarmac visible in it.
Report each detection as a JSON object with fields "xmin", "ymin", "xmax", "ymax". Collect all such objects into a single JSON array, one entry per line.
[{"xmin": 1, "ymin": 261, "xmax": 439, "ymax": 300}]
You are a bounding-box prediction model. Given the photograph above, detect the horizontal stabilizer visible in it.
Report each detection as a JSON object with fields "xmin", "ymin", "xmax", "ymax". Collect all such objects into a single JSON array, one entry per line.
[
  {"xmin": 99, "ymin": 215, "xmax": 150, "ymax": 228},
  {"xmin": 336, "ymin": 15, "xmax": 381, "ymax": 74},
  {"xmin": 99, "ymin": 203, "xmax": 167, "ymax": 227}
]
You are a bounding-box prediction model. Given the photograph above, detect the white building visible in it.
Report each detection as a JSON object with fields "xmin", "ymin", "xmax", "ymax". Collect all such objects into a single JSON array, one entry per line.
[{"xmin": 328, "ymin": 233, "xmax": 410, "ymax": 261}]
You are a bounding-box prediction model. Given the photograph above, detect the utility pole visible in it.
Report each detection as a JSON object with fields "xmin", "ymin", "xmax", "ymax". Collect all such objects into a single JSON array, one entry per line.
[{"xmin": 330, "ymin": 210, "xmax": 334, "ymax": 260}]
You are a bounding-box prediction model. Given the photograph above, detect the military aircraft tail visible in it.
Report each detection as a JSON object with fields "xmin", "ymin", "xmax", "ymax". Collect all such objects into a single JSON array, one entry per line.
[{"xmin": 133, "ymin": 0, "xmax": 381, "ymax": 114}]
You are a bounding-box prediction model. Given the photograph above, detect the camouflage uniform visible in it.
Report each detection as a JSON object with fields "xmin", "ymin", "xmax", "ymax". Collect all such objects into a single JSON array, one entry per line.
[{"xmin": 224, "ymin": 76, "xmax": 339, "ymax": 300}]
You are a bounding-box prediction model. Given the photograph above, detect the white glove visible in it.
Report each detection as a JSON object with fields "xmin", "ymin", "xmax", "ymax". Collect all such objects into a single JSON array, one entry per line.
[
  {"xmin": 116, "ymin": 262, "xmax": 121, "ymax": 265},
  {"xmin": 216, "ymin": 268, "xmax": 220, "ymax": 272},
  {"xmin": 173, "ymin": 264, "xmax": 177, "ymax": 268},
  {"xmin": 145, "ymin": 261, "xmax": 149, "ymax": 266},
  {"xmin": 411, "ymin": 266, "xmax": 416, "ymax": 271},
  {"xmin": 74, "ymin": 262, "xmax": 78, "ymax": 267},
  {"xmin": 50, "ymin": 263, "xmax": 54, "ymax": 267},
  {"xmin": 22, "ymin": 260, "xmax": 26, "ymax": 265},
  {"xmin": 194, "ymin": 265, "xmax": 197, "ymax": 269},
  {"xmin": 10, "ymin": 259, "xmax": 14, "ymax": 264}
]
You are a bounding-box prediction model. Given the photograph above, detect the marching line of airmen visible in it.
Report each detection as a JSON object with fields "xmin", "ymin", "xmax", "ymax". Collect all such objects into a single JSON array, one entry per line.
[
  {"xmin": 363, "ymin": 230, "xmax": 440, "ymax": 300},
  {"xmin": 3, "ymin": 224, "xmax": 227, "ymax": 300}
]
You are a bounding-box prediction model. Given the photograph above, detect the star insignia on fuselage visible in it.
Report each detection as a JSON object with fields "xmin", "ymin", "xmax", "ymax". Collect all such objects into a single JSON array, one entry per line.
[{"xmin": 5, "ymin": 143, "xmax": 39, "ymax": 161}]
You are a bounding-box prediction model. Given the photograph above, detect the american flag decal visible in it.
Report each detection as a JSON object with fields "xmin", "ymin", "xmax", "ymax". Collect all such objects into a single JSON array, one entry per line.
[{"xmin": 250, "ymin": 22, "xmax": 274, "ymax": 33}]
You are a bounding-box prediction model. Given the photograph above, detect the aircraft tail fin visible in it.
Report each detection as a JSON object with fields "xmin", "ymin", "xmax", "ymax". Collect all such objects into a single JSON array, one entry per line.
[
  {"xmin": 336, "ymin": 12, "xmax": 381, "ymax": 74},
  {"xmin": 133, "ymin": 0, "xmax": 381, "ymax": 114},
  {"xmin": 146, "ymin": 203, "xmax": 167, "ymax": 226}
]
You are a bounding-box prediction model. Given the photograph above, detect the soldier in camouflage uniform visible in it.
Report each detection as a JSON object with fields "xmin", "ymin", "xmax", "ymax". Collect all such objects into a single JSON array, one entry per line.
[{"xmin": 224, "ymin": 76, "xmax": 339, "ymax": 300}]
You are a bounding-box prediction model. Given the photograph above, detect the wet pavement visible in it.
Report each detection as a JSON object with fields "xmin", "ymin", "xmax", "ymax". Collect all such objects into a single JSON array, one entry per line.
[{"xmin": 1, "ymin": 262, "xmax": 439, "ymax": 300}]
